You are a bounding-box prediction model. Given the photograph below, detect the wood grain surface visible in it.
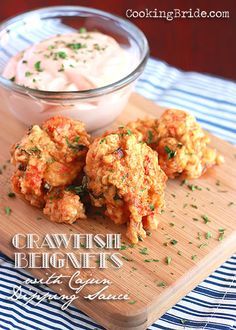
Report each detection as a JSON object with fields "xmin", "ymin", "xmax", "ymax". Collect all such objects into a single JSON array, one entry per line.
[{"xmin": 0, "ymin": 93, "xmax": 235, "ymax": 330}]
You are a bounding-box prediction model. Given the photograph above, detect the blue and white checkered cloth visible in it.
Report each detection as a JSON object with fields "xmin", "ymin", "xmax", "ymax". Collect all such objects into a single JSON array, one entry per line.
[
  {"xmin": 0, "ymin": 17, "xmax": 236, "ymax": 329},
  {"xmin": 0, "ymin": 58, "xmax": 236, "ymax": 330}
]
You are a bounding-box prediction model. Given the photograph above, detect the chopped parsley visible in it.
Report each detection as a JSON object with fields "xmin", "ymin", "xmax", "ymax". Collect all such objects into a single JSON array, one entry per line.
[
  {"xmin": 157, "ymin": 281, "xmax": 166, "ymax": 287},
  {"xmin": 128, "ymin": 300, "xmax": 136, "ymax": 305},
  {"xmin": 147, "ymin": 130, "xmax": 153, "ymax": 144},
  {"xmin": 170, "ymin": 239, "xmax": 178, "ymax": 245},
  {"xmin": 34, "ymin": 61, "xmax": 43, "ymax": 72},
  {"xmin": 144, "ymin": 259, "xmax": 159, "ymax": 262},
  {"xmin": 66, "ymin": 185, "xmax": 86, "ymax": 197},
  {"xmin": 201, "ymin": 214, "xmax": 210, "ymax": 224},
  {"xmin": 25, "ymin": 71, "xmax": 32, "ymax": 77},
  {"xmin": 164, "ymin": 146, "xmax": 176, "ymax": 159},
  {"xmin": 206, "ymin": 231, "xmax": 212, "ymax": 239},
  {"xmin": 122, "ymin": 256, "xmax": 133, "ymax": 262},
  {"xmin": 139, "ymin": 247, "xmax": 148, "ymax": 255},
  {"xmin": 5, "ymin": 207, "xmax": 12, "ymax": 216},
  {"xmin": 10, "ymin": 76, "xmax": 15, "ymax": 82},
  {"xmin": 198, "ymin": 243, "xmax": 208, "ymax": 249},
  {"xmin": 56, "ymin": 51, "xmax": 67, "ymax": 59},
  {"xmin": 218, "ymin": 228, "xmax": 226, "ymax": 241},
  {"xmin": 126, "ymin": 129, "xmax": 132, "ymax": 136},
  {"xmin": 180, "ymin": 179, "xmax": 188, "ymax": 186},
  {"xmin": 8, "ymin": 192, "xmax": 16, "ymax": 198},
  {"xmin": 149, "ymin": 204, "xmax": 155, "ymax": 211},
  {"xmin": 99, "ymin": 138, "xmax": 106, "ymax": 144},
  {"xmin": 79, "ymin": 27, "xmax": 87, "ymax": 33},
  {"xmin": 65, "ymin": 136, "xmax": 85, "ymax": 152},
  {"xmin": 188, "ymin": 184, "xmax": 202, "ymax": 191},
  {"xmin": 67, "ymin": 43, "xmax": 86, "ymax": 50},
  {"xmin": 191, "ymin": 255, "xmax": 197, "ymax": 260},
  {"xmin": 165, "ymin": 256, "xmax": 172, "ymax": 265}
]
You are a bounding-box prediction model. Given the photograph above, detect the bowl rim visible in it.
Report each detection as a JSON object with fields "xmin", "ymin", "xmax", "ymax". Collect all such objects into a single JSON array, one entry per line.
[{"xmin": 0, "ymin": 5, "xmax": 149, "ymax": 100}]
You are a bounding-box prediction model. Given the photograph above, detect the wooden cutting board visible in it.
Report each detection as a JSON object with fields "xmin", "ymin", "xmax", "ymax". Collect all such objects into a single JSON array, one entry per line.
[{"xmin": 0, "ymin": 93, "xmax": 235, "ymax": 330}]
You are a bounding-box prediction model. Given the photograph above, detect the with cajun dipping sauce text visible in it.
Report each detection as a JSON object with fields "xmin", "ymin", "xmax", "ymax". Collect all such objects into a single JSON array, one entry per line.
[{"xmin": 3, "ymin": 29, "xmax": 134, "ymax": 91}]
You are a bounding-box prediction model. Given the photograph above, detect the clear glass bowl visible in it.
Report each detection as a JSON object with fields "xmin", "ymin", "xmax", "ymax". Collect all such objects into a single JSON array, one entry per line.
[{"xmin": 0, "ymin": 6, "xmax": 149, "ymax": 131}]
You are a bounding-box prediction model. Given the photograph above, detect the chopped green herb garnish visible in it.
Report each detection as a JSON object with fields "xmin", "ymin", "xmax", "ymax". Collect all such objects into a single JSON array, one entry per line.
[
  {"xmin": 197, "ymin": 232, "xmax": 202, "ymax": 240},
  {"xmin": 190, "ymin": 204, "xmax": 198, "ymax": 209},
  {"xmin": 66, "ymin": 185, "xmax": 86, "ymax": 196},
  {"xmin": 164, "ymin": 146, "xmax": 176, "ymax": 159},
  {"xmin": 122, "ymin": 256, "xmax": 133, "ymax": 262},
  {"xmin": 165, "ymin": 256, "xmax": 172, "ymax": 265},
  {"xmin": 170, "ymin": 239, "xmax": 178, "ymax": 245},
  {"xmin": 191, "ymin": 255, "xmax": 197, "ymax": 260},
  {"xmin": 144, "ymin": 259, "xmax": 159, "ymax": 262},
  {"xmin": 177, "ymin": 250, "xmax": 182, "ymax": 256},
  {"xmin": 25, "ymin": 71, "xmax": 32, "ymax": 77},
  {"xmin": 65, "ymin": 136, "xmax": 85, "ymax": 152},
  {"xmin": 181, "ymin": 319, "xmax": 187, "ymax": 324},
  {"xmin": 206, "ymin": 232, "xmax": 212, "ymax": 239},
  {"xmin": 147, "ymin": 130, "xmax": 153, "ymax": 144},
  {"xmin": 180, "ymin": 179, "xmax": 188, "ymax": 186},
  {"xmin": 5, "ymin": 207, "xmax": 11, "ymax": 216},
  {"xmin": 67, "ymin": 43, "xmax": 86, "ymax": 50},
  {"xmin": 157, "ymin": 281, "xmax": 166, "ymax": 287},
  {"xmin": 127, "ymin": 129, "xmax": 132, "ymax": 136},
  {"xmin": 128, "ymin": 300, "xmax": 136, "ymax": 305},
  {"xmin": 201, "ymin": 214, "xmax": 210, "ymax": 224},
  {"xmin": 139, "ymin": 247, "xmax": 148, "ymax": 255},
  {"xmin": 149, "ymin": 204, "xmax": 155, "ymax": 211},
  {"xmin": 8, "ymin": 192, "xmax": 16, "ymax": 198},
  {"xmin": 193, "ymin": 218, "xmax": 199, "ymax": 221},
  {"xmin": 188, "ymin": 184, "xmax": 202, "ymax": 191},
  {"xmin": 218, "ymin": 228, "xmax": 226, "ymax": 241},
  {"xmin": 169, "ymin": 222, "xmax": 175, "ymax": 227},
  {"xmin": 79, "ymin": 27, "xmax": 87, "ymax": 33},
  {"xmin": 120, "ymin": 245, "xmax": 127, "ymax": 251},
  {"xmin": 146, "ymin": 231, "xmax": 152, "ymax": 237},
  {"xmin": 100, "ymin": 138, "xmax": 106, "ymax": 144},
  {"xmin": 198, "ymin": 243, "xmax": 208, "ymax": 249},
  {"xmin": 34, "ymin": 61, "xmax": 43, "ymax": 72},
  {"xmin": 56, "ymin": 51, "xmax": 67, "ymax": 59}
]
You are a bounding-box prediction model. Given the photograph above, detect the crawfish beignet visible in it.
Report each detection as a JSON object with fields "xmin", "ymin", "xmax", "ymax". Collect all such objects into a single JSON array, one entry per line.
[
  {"xmin": 85, "ymin": 128, "xmax": 167, "ymax": 243},
  {"xmin": 11, "ymin": 116, "xmax": 90, "ymax": 222},
  {"xmin": 127, "ymin": 110, "xmax": 223, "ymax": 179},
  {"xmin": 44, "ymin": 188, "xmax": 86, "ymax": 224}
]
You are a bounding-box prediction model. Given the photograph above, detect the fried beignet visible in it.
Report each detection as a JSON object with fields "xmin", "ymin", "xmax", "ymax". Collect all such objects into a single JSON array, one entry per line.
[
  {"xmin": 11, "ymin": 116, "xmax": 90, "ymax": 222},
  {"xmin": 44, "ymin": 188, "xmax": 86, "ymax": 223},
  {"xmin": 85, "ymin": 128, "xmax": 167, "ymax": 243},
  {"xmin": 127, "ymin": 110, "xmax": 223, "ymax": 179}
]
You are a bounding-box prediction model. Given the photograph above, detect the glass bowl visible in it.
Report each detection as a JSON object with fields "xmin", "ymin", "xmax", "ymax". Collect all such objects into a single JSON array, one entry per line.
[{"xmin": 0, "ymin": 6, "xmax": 149, "ymax": 131}]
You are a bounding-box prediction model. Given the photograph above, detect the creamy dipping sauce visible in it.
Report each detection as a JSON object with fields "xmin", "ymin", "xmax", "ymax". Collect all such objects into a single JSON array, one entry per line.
[{"xmin": 3, "ymin": 29, "xmax": 132, "ymax": 91}]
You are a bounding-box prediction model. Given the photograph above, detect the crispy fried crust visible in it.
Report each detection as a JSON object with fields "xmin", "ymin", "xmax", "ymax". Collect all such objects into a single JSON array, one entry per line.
[
  {"xmin": 44, "ymin": 189, "xmax": 86, "ymax": 224},
  {"xmin": 85, "ymin": 127, "xmax": 167, "ymax": 243},
  {"xmin": 11, "ymin": 116, "xmax": 90, "ymax": 222},
  {"xmin": 127, "ymin": 110, "xmax": 224, "ymax": 179}
]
